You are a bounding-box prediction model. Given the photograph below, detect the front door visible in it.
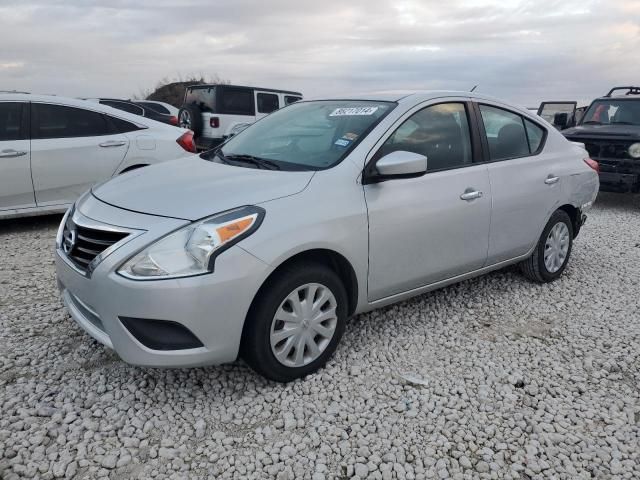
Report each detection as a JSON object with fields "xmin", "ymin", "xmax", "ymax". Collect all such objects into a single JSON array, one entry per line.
[
  {"xmin": 30, "ymin": 103, "xmax": 129, "ymax": 207},
  {"xmin": 0, "ymin": 101, "xmax": 34, "ymax": 211},
  {"xmin": 365, "ymin": 101, "xmax": 491, "ymax": 301}
]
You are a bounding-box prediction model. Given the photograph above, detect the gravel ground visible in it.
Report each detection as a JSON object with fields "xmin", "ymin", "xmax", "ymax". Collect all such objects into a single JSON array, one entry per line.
[{"xmin": 1, "ymin": 193, "xmax": 639, "ymax": 480}]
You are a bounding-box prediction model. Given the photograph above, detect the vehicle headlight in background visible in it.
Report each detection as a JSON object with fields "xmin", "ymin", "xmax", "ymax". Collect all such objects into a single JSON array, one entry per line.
[
  {"xmin": 118, "ymin": 206, "xmax": 264, "ymax": 280},
  {"xmin": 628, "ymin": 143, "xmax": 640, "ymax": 159}
]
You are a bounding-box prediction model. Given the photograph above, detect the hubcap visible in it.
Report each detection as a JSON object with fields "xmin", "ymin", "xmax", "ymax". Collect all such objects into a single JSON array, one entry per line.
[
  {"xmin": 270, "ymin": 283, "xmax": 338, "ymax": 368},
  {"xmin": 544, "ymin": 222, "xmax": 570, "ymax": 273},
  {"xmin": 178, "ymin": 111, "xmax": 191, "ymax": 129}
]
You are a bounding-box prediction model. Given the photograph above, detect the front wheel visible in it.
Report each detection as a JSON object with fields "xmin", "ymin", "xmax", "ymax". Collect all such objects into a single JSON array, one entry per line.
[
  {"xmin": 242, "ymin": 262, "xmax": 347, "ymax": 382},
  {"xmin": 520, "ymin": 209, "xmax": 573, "ymax": 283}
]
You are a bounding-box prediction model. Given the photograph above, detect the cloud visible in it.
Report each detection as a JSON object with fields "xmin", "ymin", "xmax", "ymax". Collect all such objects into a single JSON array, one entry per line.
[{"xmin": 0, "ymin": 0, "xmax": 637, "ymax": 106}]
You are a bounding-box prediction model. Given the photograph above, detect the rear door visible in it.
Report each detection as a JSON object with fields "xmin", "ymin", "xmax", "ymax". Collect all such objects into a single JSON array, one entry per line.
[
  {"xmin": 476, "ymin": 102, "xmax": 562, "ymax": 263},
  {"xmin": 30, "ymin": 103, "xmax": 129, "ymax": 206},
  {"xmin": 0, "ymin": 101, "xmax": 34, "ymax": 210}
]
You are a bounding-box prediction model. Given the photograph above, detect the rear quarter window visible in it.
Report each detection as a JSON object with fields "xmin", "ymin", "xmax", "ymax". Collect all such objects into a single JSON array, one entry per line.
[{"xmin": 218, "ymin": 88, "xmax": 255, "ymax": 116}]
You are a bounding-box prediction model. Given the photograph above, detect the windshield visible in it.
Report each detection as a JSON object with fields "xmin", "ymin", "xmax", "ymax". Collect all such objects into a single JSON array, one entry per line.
[
  {"xmin": 582, "ymin": 99, "xmax": 640, "ymax": 126},
  {"xmin": 203, "ymin": 100, "xmax": 395, "ymax": 171}
]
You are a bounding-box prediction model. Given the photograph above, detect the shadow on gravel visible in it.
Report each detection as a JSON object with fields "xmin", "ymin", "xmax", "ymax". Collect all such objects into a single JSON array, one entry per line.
[
  {"xmin": 0, "ymin": 213, "xmax": 63, "ymax": 234},
  {"xmin": 594, "ymin": 192, "xmax": 640, "ymax": 210}
]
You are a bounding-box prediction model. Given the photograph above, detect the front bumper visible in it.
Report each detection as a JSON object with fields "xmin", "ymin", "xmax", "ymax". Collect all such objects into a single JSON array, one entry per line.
[
  {"xmin": 598, "ymin": 171, "xmax": 640, "ymax": 193},
  {"xmin": 55, "ymin": 197, "xmax": 272, "ymax": 368}
]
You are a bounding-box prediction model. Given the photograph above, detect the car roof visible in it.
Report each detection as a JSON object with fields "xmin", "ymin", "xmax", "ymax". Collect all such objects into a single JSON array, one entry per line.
[
  {"xmin": 0, "ymin": 92, "xmax": 183, "ymax": 130},
  {"xmin": 189, "ymin": 84, "xmax": 303, "ymax": 96},
  {"xmin": 304, "ymin": 90, "xmax": 534, "ymax": 115}
]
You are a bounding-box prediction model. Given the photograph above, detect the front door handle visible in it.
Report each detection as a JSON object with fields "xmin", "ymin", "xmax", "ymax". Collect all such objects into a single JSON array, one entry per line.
[
  {"xmin": 0, "ymin": 149, "xmax": 27, "ymax": 158},
  {"xmin": 545, "ymin": 175, "xmax": 560, "ymax": 185},
  {"xmin": 99, "ymin": 141, "xmax": 126, "ymax": 148},
  {"xmin": 460, "ymin": 189, "xmax": 483, "ymax": 201}
]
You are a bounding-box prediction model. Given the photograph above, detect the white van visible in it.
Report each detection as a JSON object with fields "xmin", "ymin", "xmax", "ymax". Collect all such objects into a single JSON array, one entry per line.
[{"xmin": 178, "ymin": 85, "xmax": 302, "ymax": 151}]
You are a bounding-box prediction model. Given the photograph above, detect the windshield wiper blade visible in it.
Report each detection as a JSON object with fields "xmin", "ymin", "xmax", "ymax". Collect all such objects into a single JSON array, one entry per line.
[
  {"xmin": 611, "ymin": 121, "xmax": 635, "ymax": 125},
  {"xmin": 224, "ymin": 154, "xmax": 280, "ymax": 170},
  {"xmin": 582, "ymin": 120, "xmax": 601, "ymax": 125}
]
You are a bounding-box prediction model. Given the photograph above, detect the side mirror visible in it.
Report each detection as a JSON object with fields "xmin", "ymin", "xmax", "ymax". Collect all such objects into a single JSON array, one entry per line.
[
  {"xmin": 553, "ymin": 112, "xmax": 569, "ymax": 129},
  {"xmin": 366, "ymin": 151, "xmax": 427, "ymax": 183}
]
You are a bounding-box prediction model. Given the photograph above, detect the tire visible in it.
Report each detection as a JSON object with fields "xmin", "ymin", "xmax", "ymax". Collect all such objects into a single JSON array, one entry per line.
[
  {"xmin": 520, "ymin": 209, "xmax": 573, "ymax": 283},
  {"xmin": 242, "ymin": 262, "xmax": 348, "ymax": 382},
  {"xmin": 178, "ymin": 104, "xmax": 203, "ymax": 136}
]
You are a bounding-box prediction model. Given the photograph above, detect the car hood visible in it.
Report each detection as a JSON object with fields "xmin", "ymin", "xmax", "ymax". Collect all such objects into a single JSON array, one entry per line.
[
  {"xmin": 92, "ymin": 156, "xmax": 314, "ymax": 220},
  {"xmin": 563, "ymin": 124, "xmax": 640, "ymax": 140}
]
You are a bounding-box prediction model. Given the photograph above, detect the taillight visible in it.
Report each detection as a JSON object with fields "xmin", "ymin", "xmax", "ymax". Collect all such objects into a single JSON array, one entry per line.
[
  {"xmin": 176, "ymin": 131, "xmax": 196, "ymax": 153},
  {"xmin": 584, "ymin": 158, "xmax": 599, "ymax": 173},
  {"xmin": 169, "ymin": 115, "xmax": 178, "ymax": 126},
  {"xmin": 210, "ymin": 117, "xmax": 220, "ymax": 128}
]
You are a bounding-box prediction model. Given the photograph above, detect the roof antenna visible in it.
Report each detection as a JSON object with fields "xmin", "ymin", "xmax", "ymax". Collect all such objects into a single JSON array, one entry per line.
[{"xmin": 470, "ymin": 85, "xmax": 478, "ymax": 92}]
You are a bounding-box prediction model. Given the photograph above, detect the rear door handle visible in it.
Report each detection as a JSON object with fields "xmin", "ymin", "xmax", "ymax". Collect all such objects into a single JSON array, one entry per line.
[
  {"xmin": 460, "ymin": 189, "xmax": 483, "ymax": 201},
  {"xmin": 0, "ymin": 149, "xmax": 27, "ymax": 158},
  {"xmin": 99, "ymin": 141, "xmax": 126, "ymax": 148},
  {"xmin": 545, "ymin": 175, "xmax": 559, "ymax": 185}
]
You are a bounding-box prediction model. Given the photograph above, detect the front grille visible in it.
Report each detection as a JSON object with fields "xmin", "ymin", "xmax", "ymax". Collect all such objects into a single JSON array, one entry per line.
[
  {"xmin": 568, "ymin": 138, "xmax": 633, "ymax": 161},
  {"xmin": 62, "ymin": 219, "xmax": 128, "ymax": 271}
]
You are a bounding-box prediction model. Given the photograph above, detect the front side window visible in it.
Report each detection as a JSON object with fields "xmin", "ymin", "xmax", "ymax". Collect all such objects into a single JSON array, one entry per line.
[
  {"xmin": 32, "ymin": 104, "xmax": 112, "ymax": 139},
  {"xmin": 479, "ymin": 105, "xmax": 531, "ymax": 160},
  {"xmin": 0, "ymin": 102, "xmax": 26, "ymax": 141},
  {"xmin": 206, "ymin": 100, "xmax": 395, "ymax": 171},
  {"xmin": 257, "ymin": 93, "xmax": 279, "ymax": 114},
  {"xmin": 376, "ymin": 102, "xmax": 472, "ymax": 172},
  {"xmin": 582, "ymin": 99, "xmax": 640, "ymax": 126}
]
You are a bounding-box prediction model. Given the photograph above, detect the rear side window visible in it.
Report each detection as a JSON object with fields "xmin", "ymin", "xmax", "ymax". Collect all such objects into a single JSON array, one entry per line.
[
  {"xmin": 218, "ymin": 88, "xmax": 254, "ymax": 115},
  {"xmin": 138, "ymin": 102, "xmax": 170, "ymax": 114},
  {"xmin": 0, "ymin": 102, "xmax": 27, "ymax": 141},
  {"xmin": 107, "ymin": 115, "xmax": 145, "ymax": 133},
  {"xmin": 524, "ymin": 119, "xmax": 545, "ymax": 153},
  {"xmin": 284, "ymin": 96, "xmax": 302, "ymax": 105},
  {"xmin": 101, "ymin": 100, "xmax": 144, "ymax": 116},
  {"xmin": 32, "ymin": 104, "xmax": 112, "ymax": 139},
  {"xmin": 479, "ymin": 105, "xmax": 532, "ymax": 160},
  {"xmin": 257, "ymin": 93, "xmax": 279, "ymax": 114}
]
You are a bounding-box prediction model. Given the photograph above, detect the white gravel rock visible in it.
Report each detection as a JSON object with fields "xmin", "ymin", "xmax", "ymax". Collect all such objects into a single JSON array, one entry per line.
[{"xmin": 1, "ymin": 193, "xmax": 639, "ymax": 479}]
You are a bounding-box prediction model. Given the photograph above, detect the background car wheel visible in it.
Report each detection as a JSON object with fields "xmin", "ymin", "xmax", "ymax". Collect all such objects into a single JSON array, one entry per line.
[
  {"xmin": 520, "ymin": 209, "xmax": 573, "ymax": 283},
  {"xmin": 242, "ymin": 262, "xmax": 347, "ymax": 382},
  {"xmin": 178, "ymin": 104, "xmax": 203, "ymax": 136}
]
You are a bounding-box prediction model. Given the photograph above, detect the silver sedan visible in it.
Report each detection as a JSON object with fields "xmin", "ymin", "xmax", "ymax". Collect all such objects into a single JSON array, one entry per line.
[{"xmin": 55, "ymin": 91, "xmax": 599, "ymax": 382}]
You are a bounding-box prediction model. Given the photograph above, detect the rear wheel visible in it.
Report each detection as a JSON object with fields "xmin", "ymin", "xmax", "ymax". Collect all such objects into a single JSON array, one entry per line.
[
  {"xmin": 242, "ymin": 262, "xmax": 347, "ymax": 382},
  {"xmin": 520, "ymin": 209, "xmax": 573, "ymax": 283}
]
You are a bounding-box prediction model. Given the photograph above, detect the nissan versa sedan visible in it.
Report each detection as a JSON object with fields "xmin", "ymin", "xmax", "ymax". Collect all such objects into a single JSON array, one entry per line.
[{"xmin": 55, "ymin": 91, "xmax": 599, "ymax": 382}]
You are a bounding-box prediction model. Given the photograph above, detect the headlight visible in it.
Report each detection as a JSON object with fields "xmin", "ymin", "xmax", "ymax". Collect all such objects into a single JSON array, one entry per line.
[
  {"xmin": 118, "ymin": 206, "xmax": 264, "ymax": 280},
  {"xmin": 629, "ymin": 143, "xmax": 640, "ymax": 159}
]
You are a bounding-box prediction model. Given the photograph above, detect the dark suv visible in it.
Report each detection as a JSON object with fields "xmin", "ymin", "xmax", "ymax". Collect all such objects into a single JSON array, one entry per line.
[{"xmin": 557, "ymin": 87, "xmax": 640, "ymax": 193}]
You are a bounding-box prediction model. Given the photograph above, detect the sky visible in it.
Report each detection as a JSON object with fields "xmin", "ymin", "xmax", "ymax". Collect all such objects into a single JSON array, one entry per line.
[{"xmin": 1, "ymin": 0, "xmax": 639, "ymax": 108}]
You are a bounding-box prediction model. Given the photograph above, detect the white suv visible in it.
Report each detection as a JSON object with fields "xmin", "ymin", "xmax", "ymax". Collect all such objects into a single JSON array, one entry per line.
[{"xmin": 178, "ymin": 84, "xmax": 302, "ymax": 151}]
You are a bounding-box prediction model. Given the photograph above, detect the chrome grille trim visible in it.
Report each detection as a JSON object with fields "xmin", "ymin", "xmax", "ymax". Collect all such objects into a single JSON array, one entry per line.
[{"xmin": 57, "ymin": 208, "xmax": 144, "ymax": 277}]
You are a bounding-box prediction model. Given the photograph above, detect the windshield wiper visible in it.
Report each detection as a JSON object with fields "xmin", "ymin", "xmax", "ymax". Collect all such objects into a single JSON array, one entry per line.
[
  {"xmin": 582, "ymin": 120, "xmax": 601, "ymax": 125},
  {"xmin": 611, "ymin": 121, "xmax": 635, "ymax": 125},
  {"xmin": 224, "ymin": 154, "xmax": 281, "ymax": 170}
]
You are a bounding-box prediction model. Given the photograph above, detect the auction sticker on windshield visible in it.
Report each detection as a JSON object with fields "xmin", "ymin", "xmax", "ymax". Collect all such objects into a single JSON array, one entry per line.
[{"xmin": 330, "ymin": 106, "xmax": 379, "ymax": 116}]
